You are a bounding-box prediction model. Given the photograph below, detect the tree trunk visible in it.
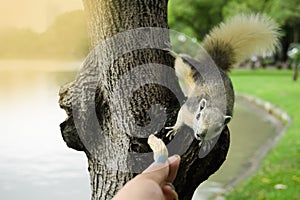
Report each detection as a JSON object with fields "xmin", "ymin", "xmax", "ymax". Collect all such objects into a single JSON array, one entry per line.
[
  {"xmin": 293, "ymin": 22, "xmax": 299, "ymax": 43},
  {"xmin": 59, "ymin": 0, "xmax": 230, "ymax": 200},
  {"xmin": 292, "ymin": 22, "xmax": 299, "ymax": 81},
  {"xmin": 293, "ymin": 62, "xmax": 298, "ymax": 81}
]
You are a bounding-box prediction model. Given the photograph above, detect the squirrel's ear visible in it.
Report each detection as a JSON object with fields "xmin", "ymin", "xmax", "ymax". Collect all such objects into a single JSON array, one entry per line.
[
  {"xmin": 224, "ymin": 116, "xmax": 232, "ymax": 125},
  {"xmin": 174, "ymin": 56, "xmax": 196, "ymax": 97}
]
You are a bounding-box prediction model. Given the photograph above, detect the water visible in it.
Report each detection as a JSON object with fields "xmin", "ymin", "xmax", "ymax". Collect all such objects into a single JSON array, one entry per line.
[
  {"xmin": 0, "ymin": 60, "xmax": 281, "ymax": 200},
  {"xmin": 0, "ymin": 60, "xmax": 90, "ymax": 200}
]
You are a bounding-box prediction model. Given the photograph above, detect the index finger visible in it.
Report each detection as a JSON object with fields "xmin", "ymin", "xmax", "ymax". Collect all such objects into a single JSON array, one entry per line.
[{"xmin": 166, "ymin": 154, "xmax": 181, "ymax": 182}]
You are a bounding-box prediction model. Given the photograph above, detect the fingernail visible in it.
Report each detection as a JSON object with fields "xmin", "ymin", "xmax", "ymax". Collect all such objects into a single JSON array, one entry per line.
[
  {"xmin": 165, "ymin": 182, "xmax": 176, "ymax": 191},
  {"xmin": 168, "ymin": 154, "xmax": 180, "ymax": 163},
  {"xmin": 155, "ymin": 155, "xmax": 167, "ymax": 163}
]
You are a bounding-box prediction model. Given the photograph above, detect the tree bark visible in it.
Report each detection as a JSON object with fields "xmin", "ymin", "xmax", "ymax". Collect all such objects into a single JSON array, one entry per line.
[
  {"xmin": 293, "ymin": 67, "xmax": 298, "ymax": 81},
  {"xmin": 293, "ymin": 22, "xmax": 299, "ymax": 44},
  {"xmin": 59, "ymin": 0, "xmax": 230, "ymax": 199}
]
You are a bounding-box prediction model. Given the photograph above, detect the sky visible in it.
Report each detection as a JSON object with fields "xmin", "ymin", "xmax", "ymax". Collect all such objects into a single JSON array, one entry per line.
[{"xmin": 0, "ymin": 0, "xmax": 84, "ymax": 32}]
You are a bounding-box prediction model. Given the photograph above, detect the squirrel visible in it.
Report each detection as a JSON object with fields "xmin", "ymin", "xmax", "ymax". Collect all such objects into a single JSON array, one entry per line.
[{"xmin": 166, "ymin": 14, "xmax": 280, "ymax": 144}]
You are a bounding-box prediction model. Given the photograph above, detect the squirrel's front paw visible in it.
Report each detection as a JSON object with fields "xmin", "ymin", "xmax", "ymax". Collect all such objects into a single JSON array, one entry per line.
[{"xmin": 165, "ymin": 126, "xmax": 178, "ymax": 139}]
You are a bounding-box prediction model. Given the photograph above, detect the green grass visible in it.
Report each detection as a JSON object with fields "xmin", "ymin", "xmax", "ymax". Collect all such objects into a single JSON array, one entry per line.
[{"xmin": 226, "ymin": 69, "xmax": 300, "ymax": 200}]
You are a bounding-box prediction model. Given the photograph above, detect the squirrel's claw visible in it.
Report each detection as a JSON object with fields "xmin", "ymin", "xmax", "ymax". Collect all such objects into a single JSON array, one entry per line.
[{"xmin": 165, "ymin": 126, "xmax": 178, "ymax": 139}]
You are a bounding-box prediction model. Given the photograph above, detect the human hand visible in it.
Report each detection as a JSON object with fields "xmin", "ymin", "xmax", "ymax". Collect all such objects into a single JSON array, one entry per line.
[{"xmin": 113, "ymin": 155, "xmax": 181, "ymax": 200}]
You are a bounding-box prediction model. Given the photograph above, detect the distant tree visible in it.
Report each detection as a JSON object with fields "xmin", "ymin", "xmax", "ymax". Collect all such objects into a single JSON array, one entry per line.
[
  {"xmin": 0, "ymin": 27, "xmax": 39, "ymax": 59},
  {"xmin": 168, "ymin": 0, "xmax": 227, "ymax": 40},
  {"xmin": 222, "ymin": 0, "xmax": 269, "ymax": 18},
  {"xmin": 268, "ymin": 0, "xmax": 300, "ymax": 43},
  {"xmin": 222, "ymin": 0, "xmax": 300, "ymax": 63},
  {"xmin": 41, "ymin": 10, "xmax": 89, "ymax": 59},
  {"xmin": 0, "ymin": 10, "xmax": 89, "ymax": 60},
  {"xmin": 287, "ymin": 44, "xmax": 300, "ymax": 81}
]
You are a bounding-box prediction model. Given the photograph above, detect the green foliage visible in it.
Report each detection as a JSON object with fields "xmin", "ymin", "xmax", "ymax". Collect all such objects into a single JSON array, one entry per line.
[
  {"xmin": 0, "ymin": 10, "xmax": 89, "ymax": 60},
  {"xmin": 268, "ymin": 0, "xmax": 300, "ymax": 25},
  {"xmin": 227, "ymin": 69, "xmax": 300, "ymax": 199},
  {"xmin": 222, "ymin": 0, "xmax": 269, "ymax": 18},
  {"xmin": 168, "ymin": 0, "xmax": 273, "ymax": 41},
  {"xmin": 168, "ymin": 0, "xmax": 300, "ymax": 60},
  {"xmin": 222, "ymin": 1, "xmax": 251, "ymax": 18},
  {"xmin": 2, "ymin": 1, "xmax": 299, "ymax": 59},
  {"xmin": 168, "ymin": 0, "xmax": 226, "ymax": 40}
]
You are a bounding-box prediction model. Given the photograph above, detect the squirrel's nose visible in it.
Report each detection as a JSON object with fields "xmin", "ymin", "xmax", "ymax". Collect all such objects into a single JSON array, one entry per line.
[{"xmin": 196, "ymin": 129, "xmax": 207, "ymax": 139}]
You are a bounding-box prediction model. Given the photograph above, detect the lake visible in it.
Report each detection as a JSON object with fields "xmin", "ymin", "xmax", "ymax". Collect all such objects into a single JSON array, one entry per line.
[
  {"xmin": 0, "ymin": 60, "xmax": 90, "ymax": 200},
  {"xmin": 0, "ymin": 60, "xmax": 281, "ymax": 200}
]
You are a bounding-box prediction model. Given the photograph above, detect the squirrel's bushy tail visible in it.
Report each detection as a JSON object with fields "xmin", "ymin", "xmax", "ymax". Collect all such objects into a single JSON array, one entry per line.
[{"xmin": 203, "ymin": 14, "xmax": 280, "ymax": 72}]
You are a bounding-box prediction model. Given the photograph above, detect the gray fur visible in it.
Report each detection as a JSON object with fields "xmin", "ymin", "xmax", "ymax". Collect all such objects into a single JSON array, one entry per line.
[{"xmin": 166, "ymin": 54, "xmax": 234, "ymax": 142}]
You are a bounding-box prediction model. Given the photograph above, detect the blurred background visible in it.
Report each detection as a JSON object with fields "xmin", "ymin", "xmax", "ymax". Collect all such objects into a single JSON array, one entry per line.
[
  {"xmin": 0, "ymin": 0, "xmax": 299, "ymax": 200},
  {"xmin": 1, "ymin": 0, "xmax": 299, "ymax": 65},
  {"xmin": 0, "ymin": 1, "xmax": 90, "ymax": 200}
]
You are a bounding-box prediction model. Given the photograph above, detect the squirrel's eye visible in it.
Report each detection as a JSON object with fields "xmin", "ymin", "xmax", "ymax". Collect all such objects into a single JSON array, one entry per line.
[
  {"xmin": 199, "ymin": 99, "xmax": 206, "ymax": 111},
  {"xmin": 200, "ymin": 104, "xmax": 205, "ymax": 111}
]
